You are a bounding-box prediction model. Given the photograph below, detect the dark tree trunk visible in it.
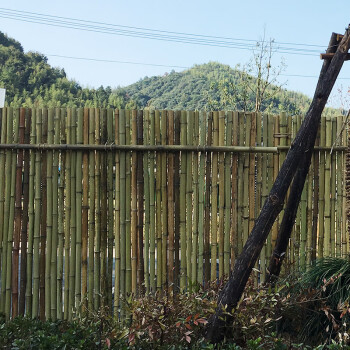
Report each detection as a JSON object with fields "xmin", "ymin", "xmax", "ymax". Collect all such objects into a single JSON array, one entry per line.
[{"xmin": 204, "ymin": 28, "xmax": 350, "ymax": 343}]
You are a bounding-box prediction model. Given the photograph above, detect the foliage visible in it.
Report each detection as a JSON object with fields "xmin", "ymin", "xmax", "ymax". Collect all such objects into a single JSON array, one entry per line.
[{"xmin": 0, "ymin": 31, "xmax": 325, "ymax": 114}]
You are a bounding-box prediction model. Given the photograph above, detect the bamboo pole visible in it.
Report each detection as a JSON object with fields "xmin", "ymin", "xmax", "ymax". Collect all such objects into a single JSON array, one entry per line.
[
  {"xmin": 12, "ymin": 108, "xmax": 25, "ymax": 318},
  {"xmin": 242, "ymin": 113, "xmax": 251, "ymax": 246},
  {"xmin": 131, "ymin": 110, "xmax": 138, "ymax": 294},
  {"xmin": 248, "ymin": 113, "xmax": 256, "ymax": 234},
  {"xmin": 39, "ymin": 109, "xmax": 48, "ymax": 320},
  {"xmin": 19, "ymin": 109, "xmax": 30, "ymax": 316},
  {"xmin": 204, "ymin": 113, "xmax": 212, "ymax": 286},
  {"xmin": 224, "ymin": 111, "xmax": 232, "ymax": 276},
  {"xmin": 25, "ymin": 109, "xmax": 36, "ymax": 317},
  {"xmin": 174, "ymin": 111, "xmax": 181, "ymax": 290},
  {"xmin": 237, "ymin": 113, "xmax": 245, "ymax": 255},
  {"xmin": 336, "ymin": 116, "xmax": 343, "ymax": 257},
  {"xmin": 161, "ymin": 110, "xmax": 168, "ymax": 290},
  {"xmin": 324, "ymin": 116, "xmax": 332, "ymax": 257},
  {"xmin": 45, "ymin": 108, "xmax": 54, "ymax": 319},
  {"xmin": 186, "ymin": 111, "xmax": 193, "ymax": 286},
  {"xmin": 107, "ymin": 109, "xmax": 114, "ymax": 308},
  {"xmin": 114, "ymin": 109, "xmax": 120, "ymax": 313},
  {"xmin": 330, "ymin": 117, "xmax": 337, "ymax": 257},
  {"xmin": 75, "ymin": 108, "xmax": 83, "ymax": 311},
  {"xmin": 125, "ymin": 110, "xmax": 132, "ymax": 295},
  {"xmin": 197, "ymin": 111, "xmax": 206, "ymax": 285},
  {"xmin": 167, "ymin": 110, "xmax": 175, "ymax": 291},
  {"xmin": 306, "ymin": 144, "xmax": 314, "ymax": 268},
  {"xmin": 149, "ymin": 110, "xmax": 156, "ymax": 293},
  {"xmin": 68, "ymin": 109, "xmax": 77, "ymax": 319},
  {"xmin": 179, "ymin": 111, "xmax": 187, "ymax": 290},
  {"xmin": 32, "ymin": 108, "xmax": 42, "ymax": 319},
  {"xmin": 211, "ymin": 111, "xmax": 219, "ymax": 281},
  {"xmin": 57, "ymin": 108, "xmax": 65, "ymax": 320},
  {"xmin": 94, "ymin": 108, "xmax": 101, "ymax": 310},
  {"xmin": 81, "ymin": 108, "xmax": 89, "ymax": 311},
  {"xmin": 155, "ymin": 110, "xmax": 162, "ymax": 291},
  {"xmin": 119, "ymin": 109, "xmax": 126, "ymax": 307},
  {"xmin": 136, "ymin": 110, "xmax": 144, "ymax": 293},
  {"xmin": 192, "ymin": 111, "xmax": 199, "ymax": 283},
  {"xmin": 142, "ymin": 110, "xmax": 150, "ymax": 293},
  {"xmin": 318, "ymin": 116, "xmax": 326, "ymax": 258},
  {"xmin": 51, "ymin": 108, "xmax": 60, "ymax": 319},
  {"xmin": 64, "ymin": 109, "xmax": 71, "ymax": 319},
  {"xmin": 218, "ymin": 111, "xmax": 225, "ymax": 279},
  {"xmin": 231, "ymin": 112, "xmax": 239, "ymax": 267},
  {"xmin": 100, "ymin": 110, "xmax": 108, "ymax": 305}
]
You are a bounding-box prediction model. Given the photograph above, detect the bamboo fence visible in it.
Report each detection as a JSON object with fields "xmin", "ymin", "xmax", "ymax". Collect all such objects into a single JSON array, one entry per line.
[{"xmin": 0, "ymin": 107, "xmax": 348, "ymax": 320}]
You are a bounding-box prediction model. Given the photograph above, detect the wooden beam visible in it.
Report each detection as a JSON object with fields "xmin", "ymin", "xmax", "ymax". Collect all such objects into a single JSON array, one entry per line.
[{"xmin": 321, "ymin": 53, "xmax": 350, "ymax": 60}]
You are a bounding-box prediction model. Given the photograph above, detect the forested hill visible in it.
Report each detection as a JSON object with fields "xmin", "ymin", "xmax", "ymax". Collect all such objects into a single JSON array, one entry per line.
[{"xmin": 0, "ymin": 30, "xmax": 314, "ymax": 113}]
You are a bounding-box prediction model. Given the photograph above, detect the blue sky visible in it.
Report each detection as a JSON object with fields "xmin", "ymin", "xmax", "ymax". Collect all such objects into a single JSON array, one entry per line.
[{"xmin": 1, "ymin": 0, "xmax": 350, "ymax": 108}]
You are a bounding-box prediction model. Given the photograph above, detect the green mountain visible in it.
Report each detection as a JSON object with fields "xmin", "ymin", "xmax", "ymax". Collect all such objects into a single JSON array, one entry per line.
[{"xmin": 0, "ymin": 30, "xmax": 322, "ymax": 114}]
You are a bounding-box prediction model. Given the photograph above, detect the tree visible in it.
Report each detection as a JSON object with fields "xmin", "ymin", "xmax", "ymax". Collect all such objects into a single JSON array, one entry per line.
[{"xmin": 204, "ymin": 27, "xmax": 350, "ymax": 344}]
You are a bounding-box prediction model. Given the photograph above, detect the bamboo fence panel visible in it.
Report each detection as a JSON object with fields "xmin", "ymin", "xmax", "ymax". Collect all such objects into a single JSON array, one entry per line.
[{"xmin": 0, "ymin": 108, "xmax": 347, "ymax": 320}]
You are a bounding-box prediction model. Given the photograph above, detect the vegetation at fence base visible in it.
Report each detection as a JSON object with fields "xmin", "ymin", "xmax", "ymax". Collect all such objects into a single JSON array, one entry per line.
[{"xmin": 2, "ymin": 264, "xmax": 350, "ymax": 349}]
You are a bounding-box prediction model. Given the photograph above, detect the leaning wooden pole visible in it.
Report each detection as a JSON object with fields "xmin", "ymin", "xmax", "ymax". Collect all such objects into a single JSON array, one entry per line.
[{"xmin": 205, "ymin": 27, "xmax": 350, "ymax": 343}]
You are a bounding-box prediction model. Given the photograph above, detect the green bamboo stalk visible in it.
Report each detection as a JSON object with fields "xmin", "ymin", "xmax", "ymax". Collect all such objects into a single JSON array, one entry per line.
[
  {"xmin": 100, "ymin": 109, "xmax": 108, "ymax": 305},
  {"xmin": 242, "ymin": 113, "xmax": 251, "ymax": 246},
  {"xmin": 81, "ymin": 108, "xmax": 89, "ymax": 311},
  {"xmin": 161, "ymin": 110, "xmax": 168, "ymax": 290},
  {"xmin": 330, "ymin": 117, "xmax": 337, "ymax": 257},
  {"xmin": 204, "ymin": 112, "xmax": 212, "ymax": 286},
  {"xmin": 57, "ymin": 108, "xmax": 65, "ymax": 320},
  {"xmin": 336, "ymin": 116, "xmax": 343, "ymax": 257},
  {"xmin": 107, "ymin": 109, "xmax": 114, "ymax": 307},
  {"xmin": 0, "ymin": 107, "xmax": 11, "ymax": 314},
  {"xmin": 64, "ymin": 109, "xmax": 71, "ymax": 320},
  {"xmin": 136, "ymin": 110, "xmax": 144, "ymax": 293},
  {"xmin": 174, "ymin": 112, "xmax": 181, "ymax": 289},
  {"xmin": 114, "ymin": 109, "xmax": 120, "ymax": 313},
  {"xmin": 39, "ymin": 109, "xmax": 48, "ymax": 320},
  {"xmin": 94, "ymin": 108, "xmax": 101, "ymax": 310},
  {"xmin": 306, "ymin": 148, "xmax": 314, "ymax": 269},
  {"xmin": 300, "ymin": 159, "xmax": 308, "ymax": 271},
  {"xmin": 271, "ymin": 115, "xmax": 279, "ymax": 247},
  {"xmin": 125, "ymin": 110, "xmax": 132, "ymax": 295},
  {"xmin": 19, "ymin": 109, "xmax": 31, "ymax": 316},
  {"xmin": 68, "ymin": 108, "xmax": 77, "ymax": 319},
  {"xmin": 260, "ymin": 114, "xmax": 268, "ymax": 281},
  {"xmin": 0, "ymin": 107, "xmax": 6, "ymax": 292},
  {"xmin": 51, "ymin": 108, "xmax": 59, "ymax": 320},
  {"xmin": 32, "ymin": 108, "xmax": 42, "ymax": 319},
  {"xmin": 75, "ymin": 108, "xmax": 83, "ymax": 311},
  {"xmin": 25, "ymin": 109, "xmax": 36, "ymax": 317},
  {"xmin": 186, "ymin": 111, "xmax": 193, "ymax": 287},
  {"xmin": 342, "ymin": 114, "xmax": 347, "ymax": 256},
  {"xmin": 278, "ymin": 112, "xmax": 287, "ymax": 235},
  {"xmin": 45, "ymin": 108, "xmax": 54, "ymax": 319},
  {"xmin": 218, "ymin": 111, "xmax": 225, "ymax": 279},
  {"xmin": 266, "ymin": 114, "xmax": 274, "ymax": 263},
  {"xmin": 179, "ymin": 111, "xmax": 187, "ymax": 290},
  {"xmin": 155, "ymin": 110, "xmax": 162, "ymax": 291},
  {"xmin": 224, "ymin": 111, "xmax": 232, "ymax": 276},
  {"xmin": 131, "ymin": 110, "xmax": 138, "ymax": 294},
  {"xmin": 142, "ymin": 110, "xmax": 150, "ymax": 293},
  {"xmin": 149, "ymin": 110, "xmax": 156, "ymax": 293},
  {"xmin": 248, "ymin": 113, "xmax": 256, "ymax": 234},
  {"xmin": 197, "ymin": 111, "xmax": 206, "ymax": 285},
  {"xmin": 6, "ymin": 108, "xmax": 19, "ymax": 318},
  {"xmin": 211, "ymin": 111, "xmax": 219, "ymax": 282},
  {"xmin": 318, "ymin": 116, "xmax": 326, "ymax": 258},
  {"xmin": 88, "ymin": 108, "xmax": 95, "ymax": 311},
  {"xmin": 167, "ymin": 111, "xmax": 175, "ymax": 291},
  {"xmin": 237, "ymin": 112, "xmax": 245, "ymax": 255},
  {"xmin": 12, "ymin": 108, "xmax": 25, "ymax": 318},
  {"xmin": 324, "ymin": 116, "xmax": 331, "ymax": 257},
  {"xmin": 231, "ymin": 112, "xmax": 239, "ymax": 267},
  {"xmin": 192, "ymin": 111, "xmax": 199, "ymax": 284}
]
